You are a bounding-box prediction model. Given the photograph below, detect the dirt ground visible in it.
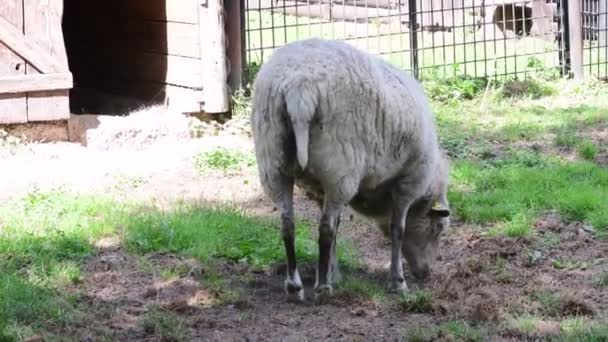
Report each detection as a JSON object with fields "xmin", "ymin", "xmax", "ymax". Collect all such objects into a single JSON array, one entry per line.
[{"xmin": 1, "ymin": 114, "xmax": 607, "ymax": 341}]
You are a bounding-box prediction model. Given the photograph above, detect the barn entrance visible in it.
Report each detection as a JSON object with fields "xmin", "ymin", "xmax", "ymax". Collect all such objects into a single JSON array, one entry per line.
[{"xmin": 61, "ymin": 0, "xmax": 205, "ymax": 116}]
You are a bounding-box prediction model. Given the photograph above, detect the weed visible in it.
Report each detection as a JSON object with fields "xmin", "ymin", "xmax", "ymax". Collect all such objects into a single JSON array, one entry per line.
[
  {"xmin": 231, "ymin": 87, "xmax": 252, "ymax": 118},
  {"xmin": 422, "ymin": 65, "xmax": 488, "ymax": 103},
  {"xmin": 399, "ymin": 290, "xmax": 434, "ymax": 313},
  {"xmin": 577, "ymin": 140, "xmax": 599, "ymax": 161},
  {"xmin": 194, "ymin": 147, "xmax": 256, "ymax": 174},
  {"xmin": 141, "ymin": 306, "xmax": 186, "ymax": 341}
]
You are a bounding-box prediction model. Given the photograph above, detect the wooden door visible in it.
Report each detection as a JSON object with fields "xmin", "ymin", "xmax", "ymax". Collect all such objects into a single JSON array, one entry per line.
[{"xmin": 0, "ymin": 0, "xmax": 72, "ymax": 124}]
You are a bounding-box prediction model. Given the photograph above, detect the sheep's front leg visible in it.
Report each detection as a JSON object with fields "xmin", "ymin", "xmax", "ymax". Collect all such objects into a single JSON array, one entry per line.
[
  {"xmin": 388, "ymin": 203, "xmax": 411, "ymax": 293},
  {"xmin": 329, "ymin": 215, "xmax": 342, "ymax": 284},
  {"xmin": 279, "ymin": 192, "xmax": 304, "ymax": 302},
  {"xmin": 315, "ymin": 202, "xmax": 342, "ymax": 300}
]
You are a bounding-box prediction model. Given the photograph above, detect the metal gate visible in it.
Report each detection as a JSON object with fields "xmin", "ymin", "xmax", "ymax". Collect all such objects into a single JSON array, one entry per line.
[{"xmin": 242, "ymin": 0, "xmax": 607, "ymax": 82}]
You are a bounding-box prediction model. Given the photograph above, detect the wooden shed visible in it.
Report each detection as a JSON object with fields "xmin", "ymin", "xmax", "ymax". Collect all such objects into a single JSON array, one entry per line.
[{"xmin": 0, "ymin": 0, "xmax": 242, "ymax": 125}]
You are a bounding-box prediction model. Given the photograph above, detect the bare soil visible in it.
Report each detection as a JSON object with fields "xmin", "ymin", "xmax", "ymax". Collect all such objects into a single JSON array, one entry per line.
[{"xmin": 1, "ymin": 117, "xmax": 606, "ymax": 341}]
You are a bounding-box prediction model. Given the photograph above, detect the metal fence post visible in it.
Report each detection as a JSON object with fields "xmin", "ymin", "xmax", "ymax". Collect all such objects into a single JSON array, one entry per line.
[
  {"xmin": 559, "ymin": 0, "xmax": 571, "ymax": 77},
  {"xmin": 567, "ymin": 0, "xmax": 583, "ymax": 79},
  {"xmin": 408, "ymin": 0, "xmax": 419, "ymax": 79}
]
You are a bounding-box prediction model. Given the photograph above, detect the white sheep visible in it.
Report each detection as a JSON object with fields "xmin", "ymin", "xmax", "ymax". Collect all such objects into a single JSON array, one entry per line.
[{"xmin": 251, "ymin": 38, "xmax": 451, "ymax": 301}]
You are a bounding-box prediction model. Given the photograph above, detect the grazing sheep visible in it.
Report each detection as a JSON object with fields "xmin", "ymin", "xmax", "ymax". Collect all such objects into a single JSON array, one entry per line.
[{"xmin": 251, "ymin": 38, "xmax": 451, "ymax": 301}]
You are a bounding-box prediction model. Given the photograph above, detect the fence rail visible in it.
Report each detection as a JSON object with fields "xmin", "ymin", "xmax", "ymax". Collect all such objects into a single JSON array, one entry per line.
[{"xmin": 242, "ymin": 0, "xmax": 608, "ymax": 83}]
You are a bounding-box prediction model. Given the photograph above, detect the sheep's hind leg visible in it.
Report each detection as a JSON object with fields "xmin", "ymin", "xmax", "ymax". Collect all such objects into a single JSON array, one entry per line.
[
  {"xmin": 315, "ymin": 201, "xmax": 343, "ymax": 302},
  {"xmin": 278, "ymin": 188, "xmax": 304, "ymax": 302}
]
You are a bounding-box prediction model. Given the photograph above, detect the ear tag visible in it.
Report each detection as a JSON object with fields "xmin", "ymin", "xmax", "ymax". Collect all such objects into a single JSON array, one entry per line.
[{"xmin": 432, "ymin": 201, "xmax": 443, "ymax": 211}]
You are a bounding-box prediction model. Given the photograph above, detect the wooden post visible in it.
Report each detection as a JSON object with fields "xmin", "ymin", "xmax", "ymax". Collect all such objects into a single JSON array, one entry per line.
[
  {"xmin": 567, "ymin": 0, "xmax": 583, "ymax": 80},
  {"xmin": 225, "ymin": 0, "xmax": 244, "ymax": 92},
  {"xmin": 202, "ymin": 0, "xmax": 230, "ymax": 113}
]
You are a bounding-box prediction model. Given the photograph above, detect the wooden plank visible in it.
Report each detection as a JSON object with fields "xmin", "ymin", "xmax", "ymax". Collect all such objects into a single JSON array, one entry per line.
[
  {"xmin": 27, "ymin": 90, "xmax": 70, "ymax": 121},
  {"xmin": 567, "ymin": 0, "xmax": 583, "ymax": 80},
  {"xmin": 126, "ymin": 0, "xmax": 200, "ymax": 24},
  {"xmin": 0, "ymin": 15, "xmax": 65, "ymax": 73},
  {"xmin": 226, "ymin": 0, "xmax": 244, "ymax": 91},
  {"xmin": 66, "ymin": 0, "xmax": 200, "ymax": 24},
  {"xmin": 70, "ymin": 79, "xmax": 202, "ymax": 114},
  {"xmin": 0, "ymin": 0, "xmax": 27, "ymax": 123},
  {"xmin": 202, "ymin": 0, "xmax": 229, "ymax": 113},
  {"xmin": 23, "ymin": 0, "xmax": 70, "ymax": 122},
  {"xmin": 0, "ymin": 73, "xmax": 72, "ymax": 94},
  {"xmin": 69, "ymin": 47, "xmax": 203, "ymax": 88},
  {"xmin": 65, "ymin": 16, "xmax": 200, "ymax": 58}
]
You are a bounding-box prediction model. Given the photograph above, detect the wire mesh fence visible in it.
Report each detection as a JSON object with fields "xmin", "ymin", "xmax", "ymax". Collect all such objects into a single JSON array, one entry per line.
[
  {"xmin": 243, "ymin": 0, "xmax": 608, "ymax": 83},
  {"xmin": 582, "ymin": 0, "xmax": 608, "ymax": 78}
]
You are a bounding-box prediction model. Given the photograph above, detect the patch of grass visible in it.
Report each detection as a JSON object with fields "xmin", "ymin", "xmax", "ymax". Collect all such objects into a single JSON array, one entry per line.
[
  {"xmin": 508, "ymin": 314, "xmax": 542, "ymax": 336},
  {"xmin": 577, "ymin": 140, "xmax": 599, "ymax": 161},
  {"xmin": 399, "ymin": 290, "xmax": 434, "ymax": 313},
  {"xmin": 0, "ymin": 274, "xmax": 76, "ymax": 341},
  {"xmin": 404, "ymin": 326, "xmax": 435, "ymax": 342},
  {"xmin": 335, "ymin": 275, "xmax": 386, "ymax": 303},
  {"xmin": 486, "ymin": 212, "xmax": 534, "ymax": 238},
  {"xmin": 141, "ymin": 306, "xmax": 187, "ymax": 341},
  {"xmin": 0, "ymin": 190, "xmax": 130, "ymax": 338},
  {"xmin": 121, "ymin": 202, "xmax": 336, "ymax": 269},
  {"xmin": 194, "ymin": 147, "xmax": 256, "ymax": 174},
  {"xmin": 450, "ymin": 159, "xmax": 608, "ymax": 235}
]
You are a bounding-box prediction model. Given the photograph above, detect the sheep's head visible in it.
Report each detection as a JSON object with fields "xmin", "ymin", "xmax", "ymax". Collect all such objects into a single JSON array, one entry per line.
[
  {"xmin": 402, "ymin": 154, "xmax": 451, "ymax": 280},
  {"xmin": 401, "ymin": 196, "xmax": 450, "ymax": 280}
]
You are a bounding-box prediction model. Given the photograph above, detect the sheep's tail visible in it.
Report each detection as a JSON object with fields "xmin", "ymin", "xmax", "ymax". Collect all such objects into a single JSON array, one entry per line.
[{"xmin": 284, "ymin": 79, "xmax": 318, "ymax": 169}]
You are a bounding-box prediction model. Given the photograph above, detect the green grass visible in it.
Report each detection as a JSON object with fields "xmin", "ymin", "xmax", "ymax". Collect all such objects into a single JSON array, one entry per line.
[
  {"xmin": 194, "ymin": 147, "xmax": 256, "ymax": 174},
  {"xmin": 449, "ymin": 159, "xmax": 608, "ymax": 235},
  {"xmin": 0, "ymin": 189, "xmax": 356, "ymax": 339},
  {"xmin": 121, "ymin": 202, "xmax": 326, "ymax": 269}
]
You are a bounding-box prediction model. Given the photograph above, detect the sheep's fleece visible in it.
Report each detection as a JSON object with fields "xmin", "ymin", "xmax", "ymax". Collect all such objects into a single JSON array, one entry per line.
[{"xmin": 251, "ymin": 38, "xmax": 451, "ymax": 300}]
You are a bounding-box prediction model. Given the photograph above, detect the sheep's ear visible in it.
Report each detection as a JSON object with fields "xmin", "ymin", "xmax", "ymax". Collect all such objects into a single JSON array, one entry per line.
[{"xmin": 430, "ymin": 200, "xmax": 450, "ymax": 217}]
